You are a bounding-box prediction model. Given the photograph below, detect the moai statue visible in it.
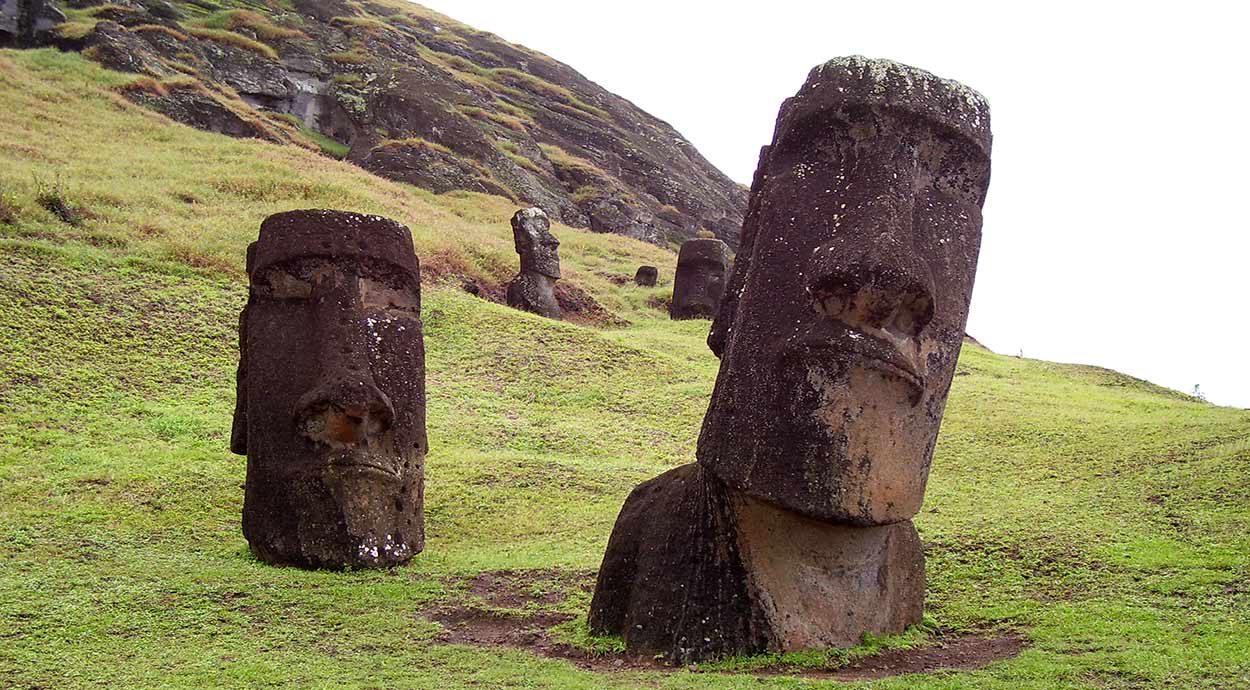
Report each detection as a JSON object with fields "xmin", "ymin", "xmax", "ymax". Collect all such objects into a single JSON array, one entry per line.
[
  {"xmin": 590, "ymin": 57, "xmax": 991, "ymax": 662},
  {"xmin": 669, "ymin": 238, "xmax": 730, "ymax": 320},
  {"xmin": 505, "ymin": 207, "xmax": 562, "ymax": 319},
  {"xmin": 231, "ymin": 210, "xmax": 427, "ymax": 569},
  {"xmin": 634, "ymin": 265, "xmax": 658, "ymax": 287}
]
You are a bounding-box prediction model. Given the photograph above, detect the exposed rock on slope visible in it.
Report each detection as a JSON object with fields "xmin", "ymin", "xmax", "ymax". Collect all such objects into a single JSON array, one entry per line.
[{"xmin": 37, "ymin": 0, "xmax": 747, "ymax": 248}]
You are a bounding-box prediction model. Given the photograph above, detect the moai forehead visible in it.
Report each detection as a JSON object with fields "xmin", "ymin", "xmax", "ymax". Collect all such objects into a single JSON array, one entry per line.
[
  {"xmin": 235, "ymin": 209, "xmax": 426, "ymax": 570},
  {"xmin": 697, "ymin": 57, "xmax": 991, "ymax": 525},
  {"xmin": 248, "ymin": 209, "xmax": 420, "ymax": 280}
]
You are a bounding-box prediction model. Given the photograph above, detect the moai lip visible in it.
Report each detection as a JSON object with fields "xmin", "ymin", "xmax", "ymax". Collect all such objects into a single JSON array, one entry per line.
[
  {"xmin": 670, "ymin": 238, "xmax": 731, "ymax": 320},
  {"xmin": 231, "ymin": 209, "xmax": 427, "ymax": 569},
  {"xmin": 700, "ymin": 56, "xmax": 992, "ymax": 525},
  {"xmin": 634, "ymin": 265, "xmax": 658, "ymax": 287},
  {"xmin": 505, "ymin": 207, "xmax": 562, "ymax": 319},
  {"xmin": 591, "ymin": 56, "xmax": 991, "ymax": 663}
]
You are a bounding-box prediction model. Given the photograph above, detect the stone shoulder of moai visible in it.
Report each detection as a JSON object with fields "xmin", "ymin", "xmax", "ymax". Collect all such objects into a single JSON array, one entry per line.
[
  {"xmin": 505, "ymin": 207, "xmax": 562, "ymax": 319},
  {"xmin": 232, "ymin": 209, "xmax": 427, "ymax": 570},
  {"xmin": 591, "ymin": 56, "xmax": 991, "ymax": 663}
]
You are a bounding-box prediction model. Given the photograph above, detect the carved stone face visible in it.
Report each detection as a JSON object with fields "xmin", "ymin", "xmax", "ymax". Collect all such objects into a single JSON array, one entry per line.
[
  {"xmin": 699, "ymin": 58, "xmax": 991, "ymax": 525},
  {"xmin": 670, "ymin": 238, "xmax": 730, "ymax": 320},
  {"xmin": 512, "ymin": 207, "xmax": 560, "ymax": 279},
  {"xmin": 231, "ymin": 210, "xmax": 427, "ymax": 569}
]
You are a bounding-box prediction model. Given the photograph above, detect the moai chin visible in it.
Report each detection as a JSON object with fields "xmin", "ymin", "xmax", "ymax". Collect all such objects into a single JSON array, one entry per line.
[
  {"xmin": 669, "ymin": 237, "xmax": 730, "ymax": 320},
  {"xmin": 591, "ymin": 57, "xmax": 991, "ymax": 662},
  {"xmin": 505, "ymin": 207, "xmax": 562, "ymax": 319},
  {"xmin": 231, "ymin": 209, "xmax": 427, "ymax": 569},
  {"xmin": 634, "ymin": 265, "xmax": 658, "ymax": 287}
]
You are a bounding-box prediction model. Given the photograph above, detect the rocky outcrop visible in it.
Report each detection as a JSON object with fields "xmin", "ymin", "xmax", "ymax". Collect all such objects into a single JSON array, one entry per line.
[
  {"xmin": 39, "ymin": 0, "xmax": 747, "ymax": 248},
  {"xmin": 1, "ymin": 0, "xmax": 63, "ymax": 47}
]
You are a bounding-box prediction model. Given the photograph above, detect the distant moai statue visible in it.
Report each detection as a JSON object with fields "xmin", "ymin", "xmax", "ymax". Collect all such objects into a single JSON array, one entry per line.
[
  {"xmin": 669, "ymin": 238, "xmax": 730, "ymax": 320},
  {"xmin": 505, "ymin": 207, "xmax": 562, "ymax": 319},
  {"xmin": 232, "ymin": 210, "xmax": 427, "ymax": 569},
  {"xmin": 634, "ymin": 265, "xmax": 658, "ymax": 286},
  {"xmin": 591, "ymin": 57, "xmax": 993, "ymax": 662}
]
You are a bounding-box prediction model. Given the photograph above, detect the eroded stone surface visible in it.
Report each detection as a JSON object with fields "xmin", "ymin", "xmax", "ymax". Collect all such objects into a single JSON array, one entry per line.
[
  {"xmin": 700, "ymin": 55, "xmax": 991, "ymax": 525},
  {"xmin": 634, "ymin": 265, "xmax": 658, "ymax": 287},
  {"xmin": 669, "ymin": 238, "xmax": 730, "ymax": 320},
  {"xmin": 589, "ymin": 464, "xmax": 923, "ymax": 662},
  {"xmin": 505, "ymin": 207, "xmax": 562, "ymax": 319},
  {"xmin": 231, "ymin": 209, "xmax": 426, "ymax": 569},
  {"xmin": 592, "ymin": 57, "xmax": 990, "ymax": 662}
]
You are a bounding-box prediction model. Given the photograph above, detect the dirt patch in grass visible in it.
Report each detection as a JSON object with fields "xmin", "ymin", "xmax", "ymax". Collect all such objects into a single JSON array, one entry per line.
[
  {"xmin": 464, "ymin": 568, "xmax": 594, "ymax": 608},
  {"xmin": 421, "ymin": 569, "xmax": 1025, "ymax": 679},
  {"xmin": 780, "ymin": 633, "xmax": 1027, "ymax": 681},
  {"xmin": 554, "ymin": 282, "xmax": 627, "ymax": 327}
]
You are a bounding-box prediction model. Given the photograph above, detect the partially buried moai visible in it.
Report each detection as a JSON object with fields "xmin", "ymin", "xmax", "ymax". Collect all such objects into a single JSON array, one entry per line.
[
  {"xmin": 669, "ymin": 237, "xmax": 730, "ymax": 319},
  {"xmin": 505, "ymin": 207, "xmax": 562, "ymax": 319},
  {"xmin": 231, "ymin": 209, "xmax": 427, "ymax": 569},
  {"xmin": 590, "ymin": 57, "xmax": 991, "ymax": 662},
  {"xmin": 634, "ymin": 265, "xmax": 658, "ymax": 287}
]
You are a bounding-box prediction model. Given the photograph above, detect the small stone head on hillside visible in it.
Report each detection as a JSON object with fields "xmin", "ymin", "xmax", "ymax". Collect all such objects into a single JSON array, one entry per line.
[
  {"xmin": 231, "ymin": 209, "xmax": 427, "ymax": 569},
  {"xmin": 670, "ymin": 237, "xmax": 731, "ymax": 320},
  {"xmin": 512, "ymin": 207, "xmax": 560, "ymax": 278},
  {"xmin": 699, "ymin": 57, "xmax": 992, "ymax": 526}
]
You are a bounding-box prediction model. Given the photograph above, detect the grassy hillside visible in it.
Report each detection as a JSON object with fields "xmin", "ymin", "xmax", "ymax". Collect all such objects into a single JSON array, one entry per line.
[{"xmin": 1, "ymin": 49, "xmax": 1248, "ymax": 689}]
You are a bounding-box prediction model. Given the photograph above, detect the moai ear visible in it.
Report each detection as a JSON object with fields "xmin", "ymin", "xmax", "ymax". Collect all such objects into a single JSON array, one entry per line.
[
  {"xmin": 708, "ymin": 144, "xmax": 770, "ymax": 358},
  {"xmin": 230, "ymin": 305, "xmax": 247, "ymax": 455}
]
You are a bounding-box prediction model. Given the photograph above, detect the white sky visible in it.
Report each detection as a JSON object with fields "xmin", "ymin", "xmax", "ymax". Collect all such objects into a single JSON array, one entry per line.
[{"xmin": 421, "ymin": 1, "xmax": 1250, "ymax": 408}]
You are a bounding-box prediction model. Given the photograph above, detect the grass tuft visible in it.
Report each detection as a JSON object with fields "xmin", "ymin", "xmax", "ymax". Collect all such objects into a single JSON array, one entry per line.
[{"xmin": 184, "ymin": 27, "xmax": 280, "ymax": 60}]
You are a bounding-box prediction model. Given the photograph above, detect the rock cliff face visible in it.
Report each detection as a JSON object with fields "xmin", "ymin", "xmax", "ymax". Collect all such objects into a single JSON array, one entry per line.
[{"xmin": 36, "ymin": 0, "xmax": 747, "ymax": 248}]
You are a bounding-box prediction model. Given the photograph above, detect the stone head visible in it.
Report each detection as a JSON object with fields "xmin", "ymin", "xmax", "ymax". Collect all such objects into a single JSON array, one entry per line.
[
  {"xmin": 511, "ymin": 207, "xmax": 560, "ymax": 278},
  {"xmin": 634, "ymin": 265, "xmax": 658, "ymax": 286},
  {"xmin": 670, "ymin": 237, "xmax": 731, "ymax": 320},
  {"xmin": 231, "ymin": 209, "xmax": 427, "ymax": 568},
  {"xmin": 699, "ymin": 57, "xmax": 991, "ymax": 525}
]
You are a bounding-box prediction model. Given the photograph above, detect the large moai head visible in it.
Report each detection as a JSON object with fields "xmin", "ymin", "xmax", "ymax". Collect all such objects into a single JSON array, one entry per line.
[
  {"xmin": 512, "ymin": 207, "xmax": 561, "ymax": 279},
  {"xmin": 698, "ymin": 57, "xmax": 991, "ymax": 525},
  {"xmin": 231, "ymin": 210, "xmax": 427, "ymax": 569},
  {"xmin": 670, "ymin": 237, "xmax": 731, "ymax": 320}
]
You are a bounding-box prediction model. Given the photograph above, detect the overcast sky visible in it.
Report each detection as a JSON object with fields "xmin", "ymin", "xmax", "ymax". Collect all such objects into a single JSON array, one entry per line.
[{"xmin": 421, "ymin": 1, "xmax": 1249, "ymax": 408}]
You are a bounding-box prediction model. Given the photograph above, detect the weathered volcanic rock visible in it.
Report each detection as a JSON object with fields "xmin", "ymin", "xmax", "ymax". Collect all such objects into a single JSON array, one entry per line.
[
  {"xmin": 232, "ymin": 209, "xmax": 427, "ymax": 569},
  {"xmin": 670, "ymin": 237, "xmax": 730, "ymax": 320},
  {"xmin": 1, "ymin": 0, "xmax": 63, "ymax": 48},
  {"xmin": 700, "ymin": 56, "xmax": 992, "ymax": 525},
  {"xmin": 634, "ymin": 265, "xmax": 658, "ymax": 286},
  {"xmin": 505, "ymin": 207, "xmax": 562, "ymax": 319},
  {"xmin": 589, "ymin": 463, "xmax": 924, "ymax": 663},
  {"xmin": 592, "ymin": 56, "xmax": 991, "ymax": 663},
  {"xmin": 52, "ymin": 0, "xmax": 747, "ymax": 248}
]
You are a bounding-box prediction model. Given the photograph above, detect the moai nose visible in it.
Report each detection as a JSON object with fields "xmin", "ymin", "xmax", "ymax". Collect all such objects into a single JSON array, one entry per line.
[{"xmin": 294, "ymin": 379, "xmax": 395, "ymax": 446}]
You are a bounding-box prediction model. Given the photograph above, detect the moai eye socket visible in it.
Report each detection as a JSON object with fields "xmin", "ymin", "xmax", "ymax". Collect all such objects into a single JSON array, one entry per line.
[{"xmin": 254, "ymin": 268, "xmax": 313, "ymax": 300}]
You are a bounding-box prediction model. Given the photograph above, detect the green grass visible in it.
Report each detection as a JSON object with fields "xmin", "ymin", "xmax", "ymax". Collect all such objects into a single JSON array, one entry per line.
[
  {"xmin": 184, "ymin": 27, "xmax": 280, "ymax": 60},
  {"xmin": 1, "ymin": 47, "xmax": 1249, "ymax": 690}
]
